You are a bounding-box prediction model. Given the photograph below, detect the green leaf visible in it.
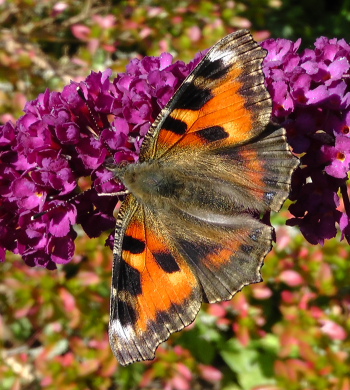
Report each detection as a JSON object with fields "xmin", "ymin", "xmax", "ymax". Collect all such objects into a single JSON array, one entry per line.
[{"xmin": 220, "ymin": 339, "xmax": 277, "ymax": 390}]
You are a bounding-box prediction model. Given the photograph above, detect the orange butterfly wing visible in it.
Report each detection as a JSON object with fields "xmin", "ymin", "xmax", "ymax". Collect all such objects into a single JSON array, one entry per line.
[
  {"xmin": 109, "ymin": 195, "xmax": 202, "ymax": 365},
  {"xmin": 109, "ymin": 29, "xmax": 298, "ymax": 365},
  {"xmin": 141, "ymin": 29, "xmax": 271, "ymax": 160}
]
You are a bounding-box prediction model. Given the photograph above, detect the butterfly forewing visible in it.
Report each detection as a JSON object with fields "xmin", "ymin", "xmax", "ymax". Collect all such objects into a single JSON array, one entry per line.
[
  {"xmin": 141, "ymin": 29, "xmax": 271, "ymax": 161},
  {"xmin": 109, "ymin": 29, "xmax": 299, "ymax": 365}
]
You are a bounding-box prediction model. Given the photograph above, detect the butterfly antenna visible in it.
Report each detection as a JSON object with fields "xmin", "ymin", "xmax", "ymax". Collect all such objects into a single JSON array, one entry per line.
[
  {"xmin": 31, "ymin": 174, "xmax": 129, "ymax": 220},
  {"xmin": 31, "ymin": 188, "xmax": 94, "ymax": 220}
]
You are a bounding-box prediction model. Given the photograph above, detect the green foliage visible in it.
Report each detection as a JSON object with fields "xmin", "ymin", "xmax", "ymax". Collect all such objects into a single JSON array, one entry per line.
[
  {"xmin": 2, "ymin": 0, "xmax": 350, "ymax": 120},
  {"xmin": 2, "ymin": 220, "xmax": 350, "ymax": 389},
  {"xmin": 266, "ymin": 0, "xmax": 350, "ymax": 46}
]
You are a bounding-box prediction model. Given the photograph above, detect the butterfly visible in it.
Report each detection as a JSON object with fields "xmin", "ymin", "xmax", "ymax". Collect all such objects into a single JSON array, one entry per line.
[{"xmin": 108, "ymin": 29, "xmax": 298, "ymax": 365}]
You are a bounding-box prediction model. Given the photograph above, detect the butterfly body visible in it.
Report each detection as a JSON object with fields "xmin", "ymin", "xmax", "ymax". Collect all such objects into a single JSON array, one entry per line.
[{"xmin": 109, "ymin": 29, "xmax": 298, "ymax": 365}]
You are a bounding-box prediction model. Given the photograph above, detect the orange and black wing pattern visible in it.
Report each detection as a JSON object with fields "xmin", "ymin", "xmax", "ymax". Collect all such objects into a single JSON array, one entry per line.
[
  {"xmin": 141, "ymin": 29, "xmax": 271, "ymax": 161},
  {"xmin": 109, "ymin": 195, "xmax": 201, "ymax": 365},
  {"xmin": 109, "ymin": 29, "xmax": 298, "ymax": 365}
]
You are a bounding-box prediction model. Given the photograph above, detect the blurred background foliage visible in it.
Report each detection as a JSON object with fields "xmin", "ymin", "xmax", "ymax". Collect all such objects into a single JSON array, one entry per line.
[
  {"xmin": 2, "ymin": 0, "xmax": 350, "ymax": 121},
  {"xmin": 1, "ymin": 0, "xmax": 350, "ymax": 389}
]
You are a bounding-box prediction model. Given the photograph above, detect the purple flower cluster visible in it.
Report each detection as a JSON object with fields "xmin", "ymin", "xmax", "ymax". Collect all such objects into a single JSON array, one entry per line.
[
  {"xmin": 2, "ymin": 34, "xmax": 350, "ymax": 269},
  {"xmin": 0, "ymin": 53, "xmax": 204, "ymax": 268},
  {"xmin": 262, "ymin": 36, "xmax": 350, "ymax": 245}
]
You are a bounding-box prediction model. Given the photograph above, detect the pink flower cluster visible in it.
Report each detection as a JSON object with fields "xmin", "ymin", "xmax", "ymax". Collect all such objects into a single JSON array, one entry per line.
[
  {"xmin": 0, "ymin": 52, "xmax": 203, "ymax": 268},
  {"xmin": 1, "ymin": 33, "xmax": 350, "ymax": 269},
  {"xmin": 262, "ymin": 36, "xmax": 350, "ymax": 244}
]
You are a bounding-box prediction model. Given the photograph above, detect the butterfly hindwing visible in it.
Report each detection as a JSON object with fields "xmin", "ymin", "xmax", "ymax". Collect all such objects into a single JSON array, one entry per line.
[
  {"xmin": 110, "ymin": 192, "xmax": 273, "ymax": 364},
  {"xmin": 162, "ymin": 207, "xmax": 273, "ymax": 304}
]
